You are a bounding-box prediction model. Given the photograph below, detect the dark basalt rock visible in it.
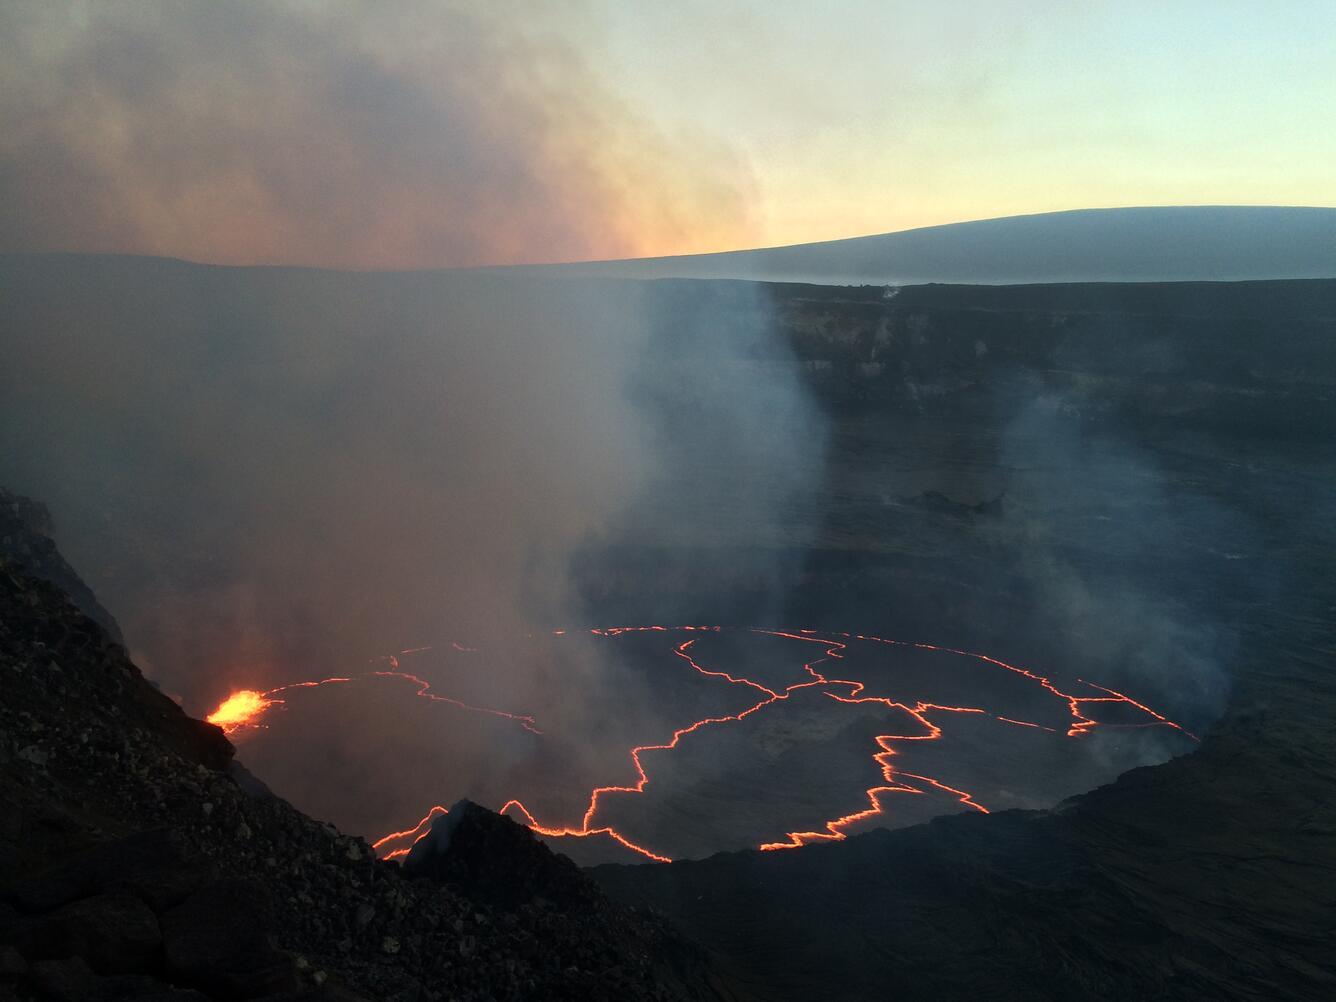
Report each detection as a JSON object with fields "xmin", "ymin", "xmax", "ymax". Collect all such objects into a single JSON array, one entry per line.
[
  {"xmin": 91, "ymin": 982, "xmax": 210, "ymax": 1001},
  {"xmin": 160, "ymin": 879, "xmax": 298, "ymax": 998},
  {"xmin": 0, "ymin": 944, "xmax": 24, "ymax": 981},
  {"xmin": 4, "ymin": 830, "xmax": 204, "ymax": 914},
  {"xmin": 16, "ymin": 892, "xmax": 160, "ymax": 975},
  {"xmin": 24, "ymin": 955, "xmax": 96, "ymax": 1001},
  {"xmin": 0, "ymin": 560, "xmax": 233, "ymax": 777},
  {"xmin": 403, "ymin": 800, "xmax": 594, "ymax": 911}
]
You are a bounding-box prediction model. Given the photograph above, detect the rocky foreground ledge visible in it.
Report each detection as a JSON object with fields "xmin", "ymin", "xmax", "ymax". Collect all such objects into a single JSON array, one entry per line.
[{"xmin": 0, "ymin": 492, "xmax": 715, "ymax": 1002}]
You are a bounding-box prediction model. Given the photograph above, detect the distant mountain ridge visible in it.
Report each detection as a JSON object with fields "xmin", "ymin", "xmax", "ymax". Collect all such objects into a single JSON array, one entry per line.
[
  {"xmin": 10, "ymin": 206, "xmax": 1334, "ymax": 287},
  {"xmin": 538, "ymin": 206, "xmax": 1336, "ymax": 285}
]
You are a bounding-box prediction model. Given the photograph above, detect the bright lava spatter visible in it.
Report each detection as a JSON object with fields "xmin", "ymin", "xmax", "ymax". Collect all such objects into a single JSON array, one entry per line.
[
  {"xmin": 206, "ymin": 626, "xmax": 1198, "ymax": 863},
  {"xmin": 205, "ymin": 652, "xmax": 539, "ymax": 736},
  {"xmin": 206, "ymin": 689, "xmax": 282, "ymax": 734}
]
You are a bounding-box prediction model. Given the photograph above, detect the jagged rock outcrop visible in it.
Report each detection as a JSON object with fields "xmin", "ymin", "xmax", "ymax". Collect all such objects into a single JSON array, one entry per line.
[{"xmin": 403, "ymin": 801, "xmax": 596, "ymax": 913}]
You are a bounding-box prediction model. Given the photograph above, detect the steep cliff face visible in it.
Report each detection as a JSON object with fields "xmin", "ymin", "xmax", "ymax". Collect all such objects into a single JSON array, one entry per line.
[
  {"xmin": 0, "ymin": 496, "xmax": 716, "ymax": 1002},
  {"xmin": 640, "ymin": 279, "xmax": 1336, "ymax": 435}
]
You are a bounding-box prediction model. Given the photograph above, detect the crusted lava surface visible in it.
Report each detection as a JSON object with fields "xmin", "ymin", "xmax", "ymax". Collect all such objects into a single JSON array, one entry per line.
[{"xmin": 0, "ymin": 495, "xmax": 716, "ymax": 1002}]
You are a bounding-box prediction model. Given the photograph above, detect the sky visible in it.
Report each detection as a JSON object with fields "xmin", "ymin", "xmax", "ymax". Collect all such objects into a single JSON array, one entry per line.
[{"xmin": 2, "ymin": 1, "xmax": 1333, "ymax": 268}]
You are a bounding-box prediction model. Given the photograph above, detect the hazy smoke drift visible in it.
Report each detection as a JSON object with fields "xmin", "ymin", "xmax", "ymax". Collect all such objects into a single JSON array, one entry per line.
[
  {"xmin": 0, "ymin": 258, "xmax": 827, "ymax": 725},
  {"xmin": 0, "ymin": 1, "xmax": 755, "ymax": 267},
  {"xmin": 987, "ymin": 384, "xmax": 1240, "ymax": 735}
]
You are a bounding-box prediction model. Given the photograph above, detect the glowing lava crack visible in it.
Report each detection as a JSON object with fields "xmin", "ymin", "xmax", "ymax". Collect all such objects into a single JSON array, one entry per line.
[{"xmin": 206, "ymin": 627, "xmax": 1198, "ymax": 864}]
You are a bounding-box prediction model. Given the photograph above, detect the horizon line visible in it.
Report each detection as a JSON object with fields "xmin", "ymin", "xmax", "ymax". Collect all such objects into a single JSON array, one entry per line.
[{"xmin": 3, "ymin": 202, "xmax": 1334, "ymax": 276}]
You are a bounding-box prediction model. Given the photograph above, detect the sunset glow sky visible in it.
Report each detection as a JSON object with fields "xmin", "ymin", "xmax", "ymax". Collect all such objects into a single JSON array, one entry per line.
[{"xmin": 2, "ymin": 1, "xmax": 1333, "ymax": 268}]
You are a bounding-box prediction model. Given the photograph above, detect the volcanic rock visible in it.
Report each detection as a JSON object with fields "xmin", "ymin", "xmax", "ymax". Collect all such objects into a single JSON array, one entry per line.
[
  {"xmin": 402, "ymin": 799, "xmax": 594, "ymax": 911},
  {"xmin": 160, "ymin": 878, "xmax": 298, "ymax": 997},
  {"xmin": 5, "ymin": 830, "xmax": 203, "ymax": 913},
  {"xmin": 16, "ymin": 892, "xmax": 160, "ymax": 974},
  {"xmin": 0, "ymin": 944, "xmax": 25, "ymax": 976},
  {"xmin": 24, "ymin": 956, "xmax": 96, "ymax": 1001}
]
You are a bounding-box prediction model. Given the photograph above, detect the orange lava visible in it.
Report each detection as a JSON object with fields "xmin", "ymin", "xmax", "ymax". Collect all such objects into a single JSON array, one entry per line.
[
  {"xmin": 372, "ymin": 804, "xmax": 449, "ymax": 861},
  {"xmin": 370, "ymin": 667, "xmax": 540, "ymax": 734},
  {"xmin": 205, "ymin": 689, "xmax": 279, "ymax": 734},
  {"xmin": 213, "ymin": 626, "xmax": 1199, "ymax": 864}
]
